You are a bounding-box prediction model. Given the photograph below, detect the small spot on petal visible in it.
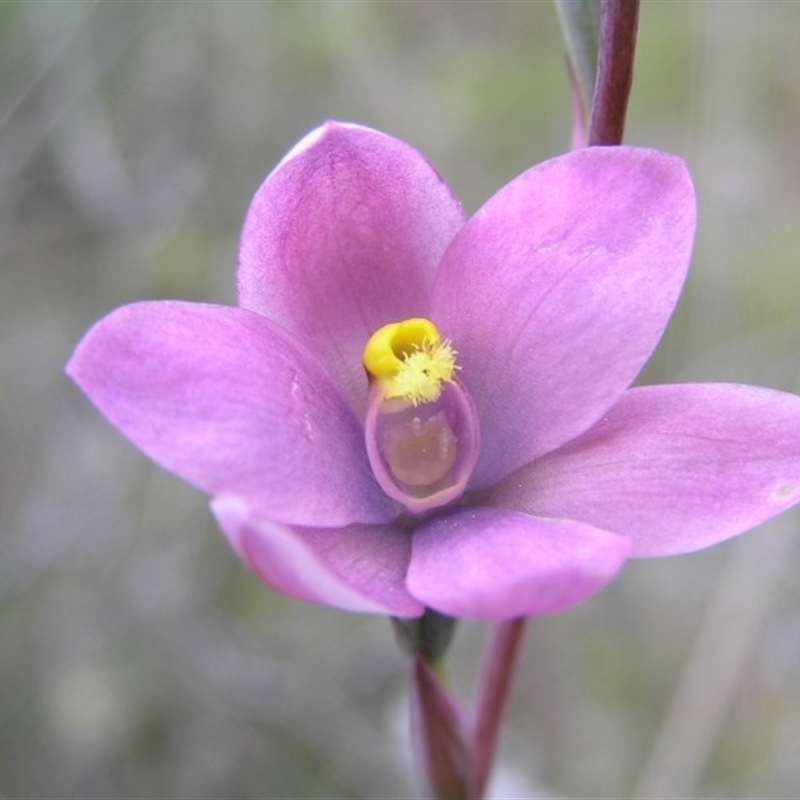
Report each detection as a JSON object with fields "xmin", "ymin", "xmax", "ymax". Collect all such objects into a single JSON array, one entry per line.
[
  {"xmin": 290, "ymin": 375, "xmax": 301, "ymax": 400},
  {"xmin": 771, "ymin": 482, "xmax": 798, "ymax": 503}
]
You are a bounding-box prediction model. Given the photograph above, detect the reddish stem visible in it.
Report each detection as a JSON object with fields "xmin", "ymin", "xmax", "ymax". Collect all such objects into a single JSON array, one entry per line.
[
  {"xmin": 588, "ymin": 0, "xmax": 640, "ymax": 146},
  {"xmin": 472, "ymin": 618, "xmax": 528, "ymax": 799},
  {"xmin": 411, "ymin": 656, "xmax": 474, "ymax": 800}
]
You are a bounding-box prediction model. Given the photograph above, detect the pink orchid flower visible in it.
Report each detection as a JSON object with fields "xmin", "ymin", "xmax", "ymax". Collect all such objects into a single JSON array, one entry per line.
[{"xmin": 67, "ymin": 122, "xmax": 800, "ymax": 620}]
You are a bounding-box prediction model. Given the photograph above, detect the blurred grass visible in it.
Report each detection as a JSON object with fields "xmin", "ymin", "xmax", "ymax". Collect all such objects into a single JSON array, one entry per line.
[{"xmin": 2, "ymin": 1, "xmax": 800, "ymax": 798}]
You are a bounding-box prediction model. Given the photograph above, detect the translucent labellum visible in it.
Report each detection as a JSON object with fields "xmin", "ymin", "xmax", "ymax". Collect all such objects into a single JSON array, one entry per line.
[{"xmin": 363, "ymin": 319, "xmax": 480, "ymax": 515}]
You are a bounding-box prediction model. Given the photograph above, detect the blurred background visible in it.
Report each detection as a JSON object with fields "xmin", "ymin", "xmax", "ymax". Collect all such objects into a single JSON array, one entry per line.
[{"xmin": 3, "ymin": 1, "xmax": 800, "ymax": 797}]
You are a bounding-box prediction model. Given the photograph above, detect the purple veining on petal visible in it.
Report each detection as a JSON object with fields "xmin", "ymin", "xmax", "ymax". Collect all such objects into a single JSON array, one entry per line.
[
  {"xmin": 432, "ymin": 146, "xmax": 696, "ymax": 489},
  {"xmin": 237, "ymin": 121, "xmax": 466, "ymax": 415}
]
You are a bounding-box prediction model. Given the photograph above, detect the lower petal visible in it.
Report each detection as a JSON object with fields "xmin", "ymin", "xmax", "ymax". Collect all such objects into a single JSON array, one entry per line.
[
  {"xmin": 212, "ymin": 495, "xmax": 423, "ymax": 617},
  {"xmin": 407, "ymin": 507, "xmax": 630, "ymax": 619},
  {"xmin": 488, "ymin": 384, "xmax": 800, "ymax": 557}
]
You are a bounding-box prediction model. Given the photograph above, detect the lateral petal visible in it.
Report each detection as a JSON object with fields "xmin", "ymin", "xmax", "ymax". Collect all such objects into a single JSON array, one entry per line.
[
  {"xmin": 489, "ymin": 384, "xmax": 800, "ymax": 556},
  {"xmin": 67, "ymin": 301, "xmax": 393, "ymax": 527},
  {"xmin": 432, "ymin": 146, "xmax": 695, "ymax": 487}
]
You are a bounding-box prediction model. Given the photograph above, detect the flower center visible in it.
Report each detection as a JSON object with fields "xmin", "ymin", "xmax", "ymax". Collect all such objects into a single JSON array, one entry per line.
[
  {"xmin": 362, "ymin": 318, "xmax": 480, "ymax": 515},
  {"xmin": 362, "ymin": 317, "xmax": 458, "ymax": 405}
]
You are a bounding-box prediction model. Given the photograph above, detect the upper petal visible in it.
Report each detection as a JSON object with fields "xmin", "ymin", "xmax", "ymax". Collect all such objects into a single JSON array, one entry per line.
[
  {"xmin": 431, "ymin": 146, "xmax": 695, "ymax": 487},
  {"xmin": 212, "ymin": 495, "xmax": 423, "ymax": 616},
  {"xmin": 67, "ymin": 301, "xmax": 393, "ymax": 527},
  {"xmin": 407, "ymin": 507, "xmax": 630, "ymax": 619},
  {"xmin": 238, "ymin": 122, "xmax": 466, "ymax": 411},
  {"xmin": 488, "ymin": 384, "xmax": 800, "ymax": 556}
]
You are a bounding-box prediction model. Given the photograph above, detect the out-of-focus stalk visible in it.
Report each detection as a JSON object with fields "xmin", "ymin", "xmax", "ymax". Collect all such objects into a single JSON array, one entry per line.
[
  {"xmin": 555, "ymin": 0, "xmax": 600, "ymax": 126},
  {"xmin": 410, "ymin": 655, "xmax": 474, "ymax": 800},
  {"xmin": 588, "ymin": 0, "xmax": 640, "ymax": 146},
  {"xmin": 471, "ymin": 618, "xmax": 528, "ymax": 799}
]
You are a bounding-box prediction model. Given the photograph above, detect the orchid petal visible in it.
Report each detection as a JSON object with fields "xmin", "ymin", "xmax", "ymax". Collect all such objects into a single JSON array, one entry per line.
[
  {"xmin": 489, "ymin": 384, "xmax": 800, "ymax": 556},
  {"xmin": 408, "ymin": 507, "xmax": 630, "ymax": 619},
  {"xmin": 212, "ymin": 495, "xmax": 423, "ymax": 616},
  {"xmin": 67, "ymin": 301, "xmax": 393, "ymax": 527},
  {"xmin": 431, "ymin": 146, "xmax": 695, "ymax": 487},
  {"xmin": 238, "ymin": 121, "xmax": 466, "ymax": 411}
]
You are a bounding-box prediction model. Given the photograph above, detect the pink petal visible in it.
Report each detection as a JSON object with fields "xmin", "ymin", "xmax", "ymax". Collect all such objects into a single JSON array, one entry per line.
[
  {"xmin": 238, "ymin": 122, "xmax": 466, "ymax": 412},
  {"xmin": 431, "ymin": 146, "xmax": 695, "ymax": 488},
  {"xmin": 67, "ymin": 301, "xmax": 393, "ymax": 527},
  {"xmin": 407, "ymin": 508, "xmax": 630, "ymax": 619},
  {"xmin": 212, "ymin": 495, "xmax": 423, "ymax": 616},
  {"xmin": 489, "ymin": 384, "xmax": 800, "ymax": 557}
]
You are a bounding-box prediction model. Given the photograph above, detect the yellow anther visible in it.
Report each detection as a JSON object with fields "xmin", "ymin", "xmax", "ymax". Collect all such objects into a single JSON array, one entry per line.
[{"xmin": 362, "ymin": 318, "xmax": 458, "ymax": 406}]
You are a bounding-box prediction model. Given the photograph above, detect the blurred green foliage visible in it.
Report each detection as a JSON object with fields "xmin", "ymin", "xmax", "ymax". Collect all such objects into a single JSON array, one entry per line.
[{"xmin": 2, "ymin": 1, "xmax": 800, "ymax": 798}]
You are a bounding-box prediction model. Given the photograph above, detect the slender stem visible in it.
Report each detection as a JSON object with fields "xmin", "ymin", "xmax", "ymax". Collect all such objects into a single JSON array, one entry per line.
[
  {"xmin": 411, "ymin": 655, "xmax": 474, "ymax": 800},
  {"xmin": 472, "ymin": 618, "xmax": 528, "ymax": 799},
  {"xmin": 588, "ymin": 0, "xmax": 640, "ymax": 146}
]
